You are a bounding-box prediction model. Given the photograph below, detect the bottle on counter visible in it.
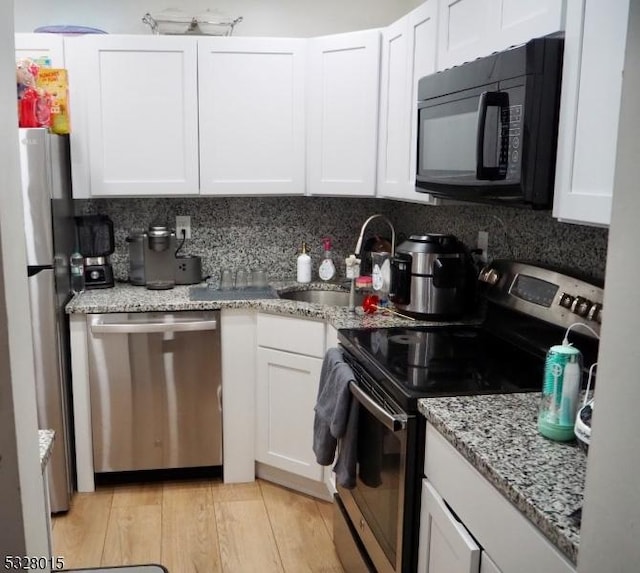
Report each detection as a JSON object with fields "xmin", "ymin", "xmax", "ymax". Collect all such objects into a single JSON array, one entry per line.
[
  {"xmin": 70, "ymin": 251, "xmax": 85, "ymax": 294},
  {"xmin": 538, "ymin": 344, "xmax": 582, "ymax": 441},
  {"xmin": 296, "ymin": 242, "xmax": 312, "ymax": 284},
  {"xmin": 318, "ymin": 237, "xmax": 336, "ymax": 281}
]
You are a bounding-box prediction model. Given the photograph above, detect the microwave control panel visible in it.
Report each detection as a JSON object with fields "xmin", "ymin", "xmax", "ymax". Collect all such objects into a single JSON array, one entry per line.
[{"xmin": 501, "ymin": 104, "xmax": 522, "ymax": 179}]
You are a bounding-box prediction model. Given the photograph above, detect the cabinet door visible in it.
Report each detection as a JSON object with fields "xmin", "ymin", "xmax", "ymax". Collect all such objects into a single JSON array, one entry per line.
[
  {"xmin": 486, "ymin": 0, "xmax": 564, "ymax": 54},
  {"xmin": 256, "ymin": 347, "xmax": 324, "ymax": 481},
  {"xmin": 553, "ymin": 0, "xmax": 629, "ymax": 226},
  {"xmin": 377, "ymin": 1, "xmax": 439, "ymax": 203},
  {"xmin": 307, "ymin": 30, "xmax": 381, "ymax": 196},
  {"xmin": 437, "ymin": 0, "xmax": 493, "ymax": 70},
  {"xmin": 15, "ymin": 33, "xmax": 65, "ymax": 67},
  {"xmin": 437, "ymin": 0, "xmax": 564, "ymax": 71},
  {"xmin": 480, "ymin": 553, "xmax": 502, "ymax": 573},
  {"xmin": 418, "ymin": 479, "xmax": 481, "ymax": 573},
  {"xmin": 199, "ymin": 38, "xmax": 306, "ymax": 196},
  {"xmin": 69, "ymin": 35, "xmax": 199, "ymax": 197}
]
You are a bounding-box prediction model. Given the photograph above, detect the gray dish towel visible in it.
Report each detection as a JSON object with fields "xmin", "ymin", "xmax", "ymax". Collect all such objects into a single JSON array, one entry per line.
[{"xmin": 313, "ymin": 347, "xmax": 358, "ymax": 488}]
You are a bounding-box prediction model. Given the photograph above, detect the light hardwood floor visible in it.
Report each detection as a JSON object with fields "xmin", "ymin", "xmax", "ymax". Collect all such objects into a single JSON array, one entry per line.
[{"xmin": 52, "ymin": 478, "xmax": 344, "ymax": 573}]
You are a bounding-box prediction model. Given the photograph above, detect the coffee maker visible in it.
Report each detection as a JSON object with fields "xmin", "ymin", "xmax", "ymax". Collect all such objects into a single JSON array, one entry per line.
[
  {"xmin": 143, "ymin": 224, "xmax": 176, "ymax": 290},
  {"xmin": 75, "ymin": 215, "xmax": 115, "ymax": 289}
]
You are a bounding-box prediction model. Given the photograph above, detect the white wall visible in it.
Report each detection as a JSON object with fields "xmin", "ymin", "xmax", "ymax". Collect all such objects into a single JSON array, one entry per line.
[
  {"xmin": 0, "ymin": 0, "xmax": 50, "ymax": 558},
  {"xmin": 14, "ymin": 0, "xmax": 423, "ymax": 36},
  {"xmin": 577, "ymin": 0, "xmax": 640, "ymax": 571}
]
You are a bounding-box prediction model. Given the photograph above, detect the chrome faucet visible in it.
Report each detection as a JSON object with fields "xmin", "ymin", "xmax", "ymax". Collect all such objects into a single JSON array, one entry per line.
[{"xmin": 348, "ymin": 214, "xmax": 396, "ymax": 312}]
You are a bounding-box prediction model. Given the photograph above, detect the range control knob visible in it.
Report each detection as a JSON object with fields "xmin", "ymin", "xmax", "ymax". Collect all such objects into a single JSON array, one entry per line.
[
  {"xmin": 571, "ymin": 296, "xmax": 592, "ymax": 317},
  {"xmin": 587, "ymin": 303, "xmax": 603, "ymax": 323},
  {"xmin": 559, "ymin": 292, "xmax": 575, "ymax": 309},
  {"xmin": 479, "ymin": 268, "xmax": 500, "ymax": 285}
]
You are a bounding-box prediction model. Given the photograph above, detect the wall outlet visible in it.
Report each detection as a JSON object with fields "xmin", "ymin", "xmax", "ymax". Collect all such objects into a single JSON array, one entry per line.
[
  {"xmin": 476, "ymin": 231, "xmax": 489, "ymax": 263},
  {"xmin": 176, "ymin": 215, "xmax": 191, "ymax": 239}
]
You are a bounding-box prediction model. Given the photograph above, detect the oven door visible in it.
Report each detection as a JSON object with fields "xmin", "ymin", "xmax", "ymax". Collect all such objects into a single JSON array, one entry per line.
[
  {"xmin": 416, "ymin": 83, "xmax": 524, "ymax": 201},
  {"xmin": 337, "ymin": 381, "xmax": 412, "ymax": 573}
]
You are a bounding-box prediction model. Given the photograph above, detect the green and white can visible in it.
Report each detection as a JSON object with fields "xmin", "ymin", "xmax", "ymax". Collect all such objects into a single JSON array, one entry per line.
[{"xmin": 538, "ymin": 344, "xmax": 582, "ymax": 441}]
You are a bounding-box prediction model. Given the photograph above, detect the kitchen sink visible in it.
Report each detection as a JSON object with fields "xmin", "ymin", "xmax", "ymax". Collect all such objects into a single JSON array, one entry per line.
[{"xmin": 278, "ymin": 288, "xmax": 364, "ymax": 307}]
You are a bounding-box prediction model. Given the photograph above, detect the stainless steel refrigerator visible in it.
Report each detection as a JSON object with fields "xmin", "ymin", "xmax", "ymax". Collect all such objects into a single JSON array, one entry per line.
[{"xmin": 19, "ymin": 128, "xmax": 75, "ymax": 512}]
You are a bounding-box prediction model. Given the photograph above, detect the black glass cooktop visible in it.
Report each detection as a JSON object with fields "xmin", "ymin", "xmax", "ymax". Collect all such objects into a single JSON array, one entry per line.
[{"xmin": 338, "ymin": 325, "xmax": 548, "ymax": 411}]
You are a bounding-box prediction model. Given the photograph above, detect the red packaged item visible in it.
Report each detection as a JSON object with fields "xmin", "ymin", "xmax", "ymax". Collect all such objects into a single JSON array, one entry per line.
[
  {"xmin": 19, "ymin": 87, "xmax": 51, "ymax": 128},
  {"xmin": 19, "ymin": 87, "xmax": 39, "ymax": 127}
]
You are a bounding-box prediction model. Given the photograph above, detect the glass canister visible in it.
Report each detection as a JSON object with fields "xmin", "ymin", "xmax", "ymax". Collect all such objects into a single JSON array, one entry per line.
[
  {"xmin": 126, "ymin": 230, "xmax": 146, "ymax": 286},
  {"xmin": 371, "ymin": 251, "xmax": 391, "ymax": 300},
  {"xmin": 538, "ymin": 344, "xmax": 583, "ymax": 441}
]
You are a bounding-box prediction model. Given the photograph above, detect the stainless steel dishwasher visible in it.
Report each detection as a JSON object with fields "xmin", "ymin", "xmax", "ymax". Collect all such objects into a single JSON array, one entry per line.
[{"xmin": 87, "ymin": 311, "xmax": 222, "ymax": 473}]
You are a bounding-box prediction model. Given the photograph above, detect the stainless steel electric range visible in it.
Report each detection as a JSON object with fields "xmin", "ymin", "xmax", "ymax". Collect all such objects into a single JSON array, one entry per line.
[{"xmin": 334, "ymin": 260, "xmax": 603, "ymax": 573}]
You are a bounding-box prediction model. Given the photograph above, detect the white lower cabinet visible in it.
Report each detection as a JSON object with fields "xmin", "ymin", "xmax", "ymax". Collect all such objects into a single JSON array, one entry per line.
[
  {"xmin": 423, "ymin": 424, "xmax": 575, "ymax": 573},
  {"xmin": 255, "ymin": 347, "xmax": 323, "ymax": 480},
  {"xmin": 255, "ymin": 313, "xmax": 326, "ymax": 484},
  {"xmin": 480, "ymin": 553, "xmax": 502, "ymax": 573},
  {"xmin": 418, "ymin": 479, "xmax": 481, "ymax": 573}
]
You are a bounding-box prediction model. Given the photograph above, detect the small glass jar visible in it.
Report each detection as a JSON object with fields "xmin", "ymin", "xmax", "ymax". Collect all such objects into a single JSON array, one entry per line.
[{"xmin": 371, "ymin": 252, "xmax": 391, "ymax": 300}]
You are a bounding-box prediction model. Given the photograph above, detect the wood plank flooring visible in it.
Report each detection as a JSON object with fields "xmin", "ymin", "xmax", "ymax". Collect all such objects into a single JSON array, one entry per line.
[{"xmin": 52, "ymin": 478, "xmax": 344, "ymax": 573}]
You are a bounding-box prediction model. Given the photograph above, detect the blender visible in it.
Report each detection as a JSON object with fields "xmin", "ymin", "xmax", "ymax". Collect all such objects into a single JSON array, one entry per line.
[{"xmin": 74, "ymin": 215, "xmax": 115, "ymax": 289}]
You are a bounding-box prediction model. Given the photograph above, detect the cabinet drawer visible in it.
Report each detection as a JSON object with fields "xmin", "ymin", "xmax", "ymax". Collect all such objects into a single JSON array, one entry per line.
[
  {"xmin": 424, "ymin": 424, "xmax": 574, "ymax": 573},
  {"xmin": 257, "ymin": 313, "xmax": 325, "ymax": 358}
]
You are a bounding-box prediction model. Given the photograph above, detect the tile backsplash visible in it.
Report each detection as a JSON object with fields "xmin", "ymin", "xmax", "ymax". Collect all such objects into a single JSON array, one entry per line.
[{"xmin": 75, "ymin": 197, "xmax": 609, "ymax": 284}]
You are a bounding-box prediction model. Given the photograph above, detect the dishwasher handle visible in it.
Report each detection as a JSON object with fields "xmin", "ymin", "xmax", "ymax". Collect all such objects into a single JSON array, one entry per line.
[{"xmin": 91, "ymin": 317, "xmax": 218, "ymax": 334}]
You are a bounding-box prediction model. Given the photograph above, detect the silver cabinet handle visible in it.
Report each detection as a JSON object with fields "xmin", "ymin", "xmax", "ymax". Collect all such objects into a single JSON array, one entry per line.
[
  {"xmin": 349, "ymin": 382, "xmax": 407, "ymax": 432},
  {"xmin": 91, "ymin": 318, "xmax": 217, "ymax": 334}
]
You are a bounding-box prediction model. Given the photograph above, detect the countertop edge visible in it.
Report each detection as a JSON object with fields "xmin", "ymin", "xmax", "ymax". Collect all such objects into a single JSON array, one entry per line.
[
  {"xmin": 39, "ymin": 429, "xmax": 55, "ymax": 474},
  {"xmin": 65, "ymin": 282, "xmax": 482, "ymax": 330},
  {"xmin": 418, "ymin": 396, "xmax": 581, "ymax": 566}
]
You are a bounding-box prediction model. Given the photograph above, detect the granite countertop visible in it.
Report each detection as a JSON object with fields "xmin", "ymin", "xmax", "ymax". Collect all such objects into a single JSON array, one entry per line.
[
  {"xmin": 65, "ymin": 280, "xmax": 481, "ymax": 330},
  {"xmin": 419, "ymin": 393, "xmax": 586, "ymax": 565},
  {"xmin": 39, "ymin": 429, "xmax": 55, "ymax": 473}
]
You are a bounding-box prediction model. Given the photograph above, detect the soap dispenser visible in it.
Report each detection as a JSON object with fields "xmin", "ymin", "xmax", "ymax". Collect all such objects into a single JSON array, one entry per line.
[
  {"xmin": 318, "ymin": 237, "xmax": 336, "ymax": 281},
  {"xmin": 297, "ymin": 242, "xmax": 312, "ymax": 283}
]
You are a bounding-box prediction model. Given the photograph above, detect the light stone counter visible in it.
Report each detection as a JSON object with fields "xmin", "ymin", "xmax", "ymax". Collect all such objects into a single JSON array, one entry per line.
[
  {"xmin": 39, "ymin": 429, "xmax": 55, "ymax": 473},
  {"xmin": 65, "ymin": 280, "xmax": 481, "ymax": 330},
  {"xmin": 419, "ymin": 393, "xmax": 586, "ymax": 565}
]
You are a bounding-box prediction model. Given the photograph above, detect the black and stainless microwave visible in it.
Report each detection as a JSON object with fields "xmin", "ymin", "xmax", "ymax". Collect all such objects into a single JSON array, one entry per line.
[{"xmin": 416, "ymin": 36, "xmax": 564, "ymax": 209}]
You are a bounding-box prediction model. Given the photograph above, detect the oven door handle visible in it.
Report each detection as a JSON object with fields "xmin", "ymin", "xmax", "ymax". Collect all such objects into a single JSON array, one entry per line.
[{"xmin": 349, "ymin": 382, "xmax": 407, "ymax": 432}]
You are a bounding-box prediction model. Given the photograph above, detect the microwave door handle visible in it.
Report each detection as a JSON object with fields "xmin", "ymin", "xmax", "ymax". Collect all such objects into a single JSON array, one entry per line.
[
  {"xmin": 349, "ymin": 381, "xmax": 407, "ymax": 432},
  {"xmin": 476, "ymin": 91, "xmax": 509, "ymax": 180}
]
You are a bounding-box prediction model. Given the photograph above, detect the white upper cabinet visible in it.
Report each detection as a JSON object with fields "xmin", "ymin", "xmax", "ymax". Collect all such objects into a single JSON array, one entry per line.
[
  {"xmin": 198, "ymin": 38, "xmax": 306, "ymax": 196},
  {"xmin": 486, "ymin": 0, "xmax": 565, "ymax": 54},
  {"xmin": 377, "ymin": 1, "xmax": 438, "ymax": 203},
  {"xmin": 65, "ymin": 35, "xmax": 199, "ymax": 198},
  {"xmin": 15, "ymin": 33, "xmax": 65, "ymax": 67},
  {"xmin": 437, "ymin": 0, "xmax": 564, "ymax": 70},
  {"xmin": 437, "ymin": 0, "xmax": 493, "ymax": 70},
  {"xmin": 307, "ymin": 30, "xmax": 381, "ymax": 197},
  {"xmin": 255, "ymin": 313, "xmax": 326, "ymax": 482},
  {"xmin": 553, "ymin": 0, "xmax": 629, "ymax": 226}
]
